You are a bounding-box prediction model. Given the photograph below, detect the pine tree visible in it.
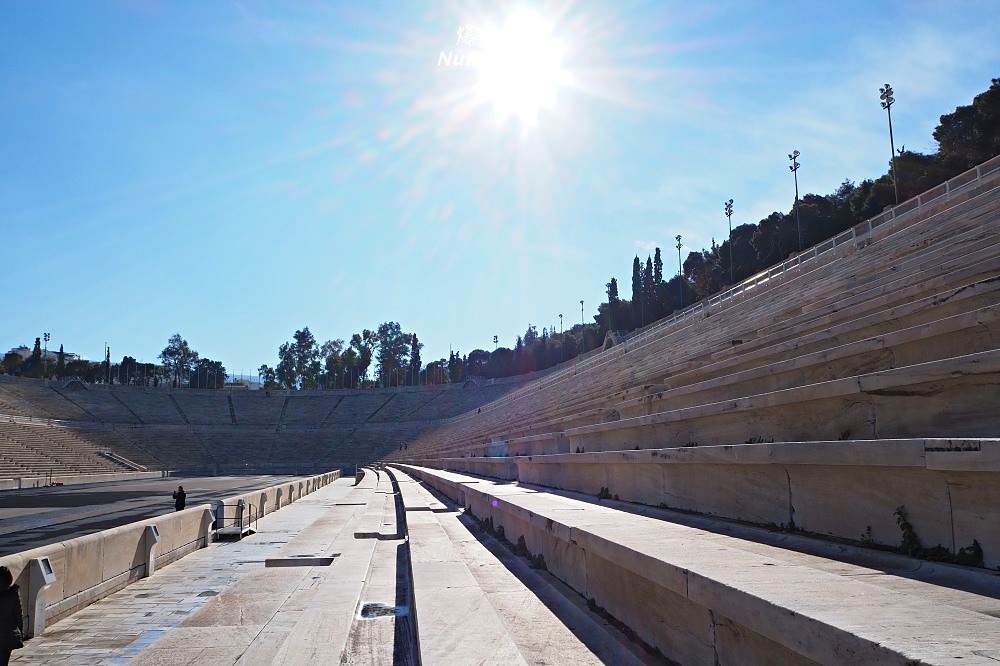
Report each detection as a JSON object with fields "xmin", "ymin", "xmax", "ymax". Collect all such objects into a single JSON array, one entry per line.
[
  {"xmin": 631, "ymin": 256, "xmax": 642, "ymax": 325},
  {"xmin": 643, "ymin": 256, "xmax": 654, "ymax": 326}
]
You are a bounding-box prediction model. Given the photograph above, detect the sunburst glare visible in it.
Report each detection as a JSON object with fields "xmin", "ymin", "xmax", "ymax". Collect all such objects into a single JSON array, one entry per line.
[{"xmin": 474, "ymin": 7, "xmax": 573, "ymax": 127}]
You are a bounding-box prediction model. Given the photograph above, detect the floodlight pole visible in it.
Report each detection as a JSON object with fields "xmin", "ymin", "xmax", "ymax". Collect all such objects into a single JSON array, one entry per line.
[
  {"xmin": 675, "ymin": 235, "xmax": 683, "ymax": 308},
  {"xmin": 43, "ymin": 332, "xmax": 50, "ymax": 379},
  {"xmin": 789, "ymin": 151, "xmax": 802, "ymax": 252},
  {"xmin": 880, "ymin": 83, "xmax": 899, "ymax": 206},
  {"xmin": 725, "ymin": 199, "xmax": 734, "ymax": 284},
  {"xmin": 580, "ymin": 300, "xmax": 585, "ymax": 353},
  {"xmin": 559, "ymin": 314, "xmax": 563, "ymax": 363}
]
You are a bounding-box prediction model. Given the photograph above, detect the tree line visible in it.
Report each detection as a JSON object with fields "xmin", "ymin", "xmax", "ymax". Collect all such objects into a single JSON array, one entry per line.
[
  {"xmin": 257, "ymin": 319, "xmax": 604, "ymax": 390},
  {"xmin": 1, "ymin": 334, "xmax": 228, "ymax": 389}
]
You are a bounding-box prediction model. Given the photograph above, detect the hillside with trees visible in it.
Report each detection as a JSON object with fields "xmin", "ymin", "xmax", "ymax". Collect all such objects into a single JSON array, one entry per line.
[{"xmin": 4, "ymin": 79, "xmax": 999, "ymax": 389}]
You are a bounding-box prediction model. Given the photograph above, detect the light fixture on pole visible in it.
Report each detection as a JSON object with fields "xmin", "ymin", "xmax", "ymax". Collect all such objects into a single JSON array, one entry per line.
[
  {"xmin": 788, "ymin": 150, "xmax": 802, "ymax": 252},
  {"xmin": 559, "ymin": 314, "xmax": 563, "ymax": 363},
  {"xmin": 43, "ymin": 332, "xmax": 50, "ymax": 379},
  {"xmin": 879, "ymin": 83, "xmax": 899, "ymax": 206},
  {"xmin": 580, "ymin": 300, "xmax": 585, "ymax": 353},
  {"xmin": 675, "ymin": 235, "xmax": 683, "ymax": 308},
  {"xmin": 724, "ymin": 199, "xmax": 734, "ymax": 284}
]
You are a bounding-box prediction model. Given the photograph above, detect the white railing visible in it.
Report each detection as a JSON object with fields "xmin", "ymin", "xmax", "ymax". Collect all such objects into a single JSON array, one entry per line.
[{"xmin": 100, "ymin": 450, "xmax": 147, "ymax": 472}]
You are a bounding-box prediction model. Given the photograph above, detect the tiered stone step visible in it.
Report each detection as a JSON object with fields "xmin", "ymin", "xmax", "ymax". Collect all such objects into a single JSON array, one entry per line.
[
  {"xmin": 170, "ymin": 392, "xmax": 232, "ymax": 425},
  {"xmin": 228, "ymin": 391, "xmax": 285, "ymax": 425},
  {"xmin": 394, "ymin": 464, "xmax": 1000, "ymax": 665},
  {"xmin": 401, "ymin": 170, "xmax": 1000, "ymax": 461},
  {"xmin": 0, "ymin": 376, "xmax": 94, "ymax": 421},
  {"xmin": 112, "ymin": 425, "xmax": 215, "ymax": 472},
  {"xmin": 112, "ymin": 389, "xmax": 188, "ymax": 425},
  {"xmin": 0, "ymin": 421, "xmax": 126, "ymax": 477},
  {"xmin": 389, "ymin": 466, "xmax": 652, "ymax": 665},
  {"xmin": 49, "ymin": 384, "xmax": 142, "ymax": 423}
]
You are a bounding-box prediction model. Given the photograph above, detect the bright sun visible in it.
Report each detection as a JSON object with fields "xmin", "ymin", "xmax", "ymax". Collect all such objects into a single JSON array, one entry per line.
[{"xmin": 475, "ymin": 8, "xmax": 571, "ymax": 126}]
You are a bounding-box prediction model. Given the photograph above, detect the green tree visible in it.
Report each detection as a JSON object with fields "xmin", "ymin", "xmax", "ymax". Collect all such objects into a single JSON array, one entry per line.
[
  {"xmin": 652, "ymin": 248, "xmax": 665, "ymax": 319},
  {"xmin": 515, "ymin": 334, "xmax": 534, "ymax": 374},
  {"xmin": 350, "ymin": 330, "xmax": 376, "ymax": 384},
  {"xmin": 751, "ymin": 212, "xmax": 797, "ymax": 268},
  {"xmin": 376, "ymin": 322, "xmax": 411, "ymax": 387},
  {"xmin": 598, "ymin": 278, "xmax": 631, "ymax": 335},
  {"xmin": 116, "ymin": 355, "xmax": 138, "ymax": 385},
  {"xmin": 19, "ymin": 337, "xmax": 43, "ymax": 378},
  {"xmin": 0, "ymin": 351, "xmax": 21, "ymax": 375},
  {"xmin": 448, "ymin": 350, "xmax": 462, "ymax": 384},
  {"xmin": 642, "ymin": 256, "xmax": 654, "ymax": 324},
  {"xmin": 276, "ymin": 342, "xmax": 296, "ymax": 389},
  {"xmin": 190, "ymin": 357, "xmax": 227, "ymax": 389},
  {"xmin": 684, "ymin": 248, "xmax": 721, "ymax": 301},
  {"xmin": 294, "ymin": 328, "xmax": 320, "ymax": 390},
  {"xmin": 561, "ymin": 333, "xmax": 579, "ymax": 363},
  {"xmin": 631, "ymin": 256, "xmax": 642, "ymax": 326},
  {"xmin": 276, "ymin": 327, "xmax": 321, "ymax": 390},
  {"xmin": 424, "ymin": 359, "xmax": 447, "ymax": 385},
  {"xmin": 729, "ymin": 223, "xmax": 759, "ymax": 282},
  {"xmin": 489, "ymin": 347, "xmax": 515, "ymax": 377},
  {"xmin": 65, "ymin": 359, "xmax": 101, "ymax": 382},
  {"xmin": 340, "ymin": 347, "xmax": 360, "ymax": 388},
  {"xmin": 934, "ymin": 78, "xmax": 1000, "ymax": 171},
  {"xmin": 320, "ymin": 339, "xmax": 346, "ymax": 389},
  {"xmin": 533, "ymin": 330, "xmax": 548, "ymax": 371},
  {"xmin": 135, "ymin": 361, "xmax": 158, "ymax": 386},
  {"xmin": 258, "ymin": 364, "xmax": 280, "ymax": 390},
  {"xmin": 408, "ymin": 334, "xmax": 423, "ymax": 386},
  {"xmin": 465, "ymin": 349, "xmax": 490, "ymax": 377},
  {"xmin": 159, "ymin": 334, "xmax": 199, "ymax": 387}
]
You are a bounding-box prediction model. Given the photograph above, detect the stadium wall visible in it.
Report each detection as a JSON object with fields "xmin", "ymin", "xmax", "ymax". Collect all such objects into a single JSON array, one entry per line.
[{"xmin": 0, "ymin": 470, "xmax": 340, "ymax": 632}]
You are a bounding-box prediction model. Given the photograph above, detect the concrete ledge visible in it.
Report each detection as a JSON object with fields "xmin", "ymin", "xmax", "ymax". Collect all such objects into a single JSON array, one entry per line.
[
  {"xmin": 513, "ymin": 439, "xmax": 1000, "ymax": 568},
  {"xmin": 434, "ymin": 456, "xmax": 519, "ymax": 480},
  {"xmin": 393, "ymin": 464, "xmax": 1000, "ymax": 665},
  {"xmin": 505, "ymin": 432, "xmax": 570, "ymax": 456},
  {"xmin": 0, "ymin": 470, "xmax": 167, "ymax": 491}
]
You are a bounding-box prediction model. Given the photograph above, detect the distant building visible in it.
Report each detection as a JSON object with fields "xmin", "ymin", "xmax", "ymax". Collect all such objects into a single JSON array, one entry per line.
[
  {"xmin": 225, "ymin": 378, "xmax": 261, "ymax": 391},
  {"xmin": 6, "ymin": 346, "xmax": 83, "ymax": 363}
]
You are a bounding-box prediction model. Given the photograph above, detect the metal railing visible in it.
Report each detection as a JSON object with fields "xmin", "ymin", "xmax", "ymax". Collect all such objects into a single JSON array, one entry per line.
[
  {"xmin": 100, "ymin": 450, "xmax": 147, "ymax": 471},
  {"xmin": 215, "ymin": 499, "xmax": 258, "ymax": 539}
]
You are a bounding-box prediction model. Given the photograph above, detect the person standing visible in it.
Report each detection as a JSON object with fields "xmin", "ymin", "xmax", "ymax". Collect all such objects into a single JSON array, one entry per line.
[
  {"xmin": 172, "ymin": 485, "xmax": 186, "ymax": 511},
  {"xmin": 0, "ymin": 565, "xmax": 24, "ymax": 666}
]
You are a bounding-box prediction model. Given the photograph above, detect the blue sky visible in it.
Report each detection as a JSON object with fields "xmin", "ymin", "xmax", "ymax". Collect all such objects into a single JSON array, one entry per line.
[{"xmin": 2, "ymin": 1, "xmax": 998, "ymax": 378}]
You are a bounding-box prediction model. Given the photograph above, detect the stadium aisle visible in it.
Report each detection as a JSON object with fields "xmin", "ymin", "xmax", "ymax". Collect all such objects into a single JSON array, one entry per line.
[{"xmin": 9, "ymin": 476, "xmax": 368, "ymax": 665}]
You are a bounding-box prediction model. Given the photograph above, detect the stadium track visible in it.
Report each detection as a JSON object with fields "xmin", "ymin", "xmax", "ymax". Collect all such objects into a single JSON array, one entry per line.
[{"xmin": 0, "ymin": 475, "xmax": 304, "ymax": 557}]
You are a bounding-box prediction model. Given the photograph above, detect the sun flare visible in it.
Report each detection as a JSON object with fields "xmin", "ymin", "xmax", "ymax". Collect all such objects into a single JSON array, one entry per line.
[{"xmin": 475, "ymin": 8, "xmax": 572, "ymax": 126}]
